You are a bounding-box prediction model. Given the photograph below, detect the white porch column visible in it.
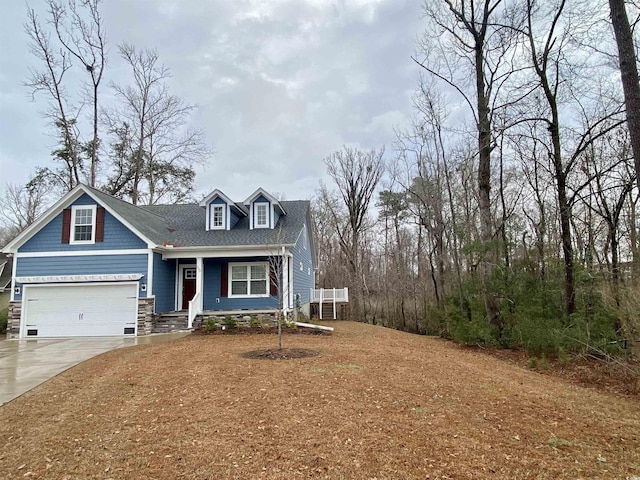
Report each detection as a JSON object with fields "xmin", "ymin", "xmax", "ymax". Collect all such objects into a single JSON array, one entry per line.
[
  {"xmin": 196, "ymin": 256, "xmax": 204, "ymax": 312},
  {"xmin": 279, "ymin": 247, "xmax": 288, "ymax": 311}
]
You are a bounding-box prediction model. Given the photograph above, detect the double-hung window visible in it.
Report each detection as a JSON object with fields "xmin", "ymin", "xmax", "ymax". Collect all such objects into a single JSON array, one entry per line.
[
  {"xmin": 70, "ymin": 205, "xmax": 97, "ymax": 244},
  {"xmin": 211, "ymin": 205, "xmax": 225, "ymax": 229},
  {"xmin": 255, "ymin": 203, "xmax": 268, "ymax": 228},
  {"xmin": 230, "ymin": 263, "xmax": 268, "ymax": 297}
]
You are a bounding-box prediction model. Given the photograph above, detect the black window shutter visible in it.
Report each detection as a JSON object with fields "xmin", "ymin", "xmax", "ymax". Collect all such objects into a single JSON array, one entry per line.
[
  {"xmin": 95, "ymin": 207, "xmax": 105, "ymax": 242},
  {"xmin": 220, "ymin": 263, "xmax": 228, "ymax": 297},
  {"xmin": 61, "ymin": 208, "xmax": 71, "ymax": 243}
]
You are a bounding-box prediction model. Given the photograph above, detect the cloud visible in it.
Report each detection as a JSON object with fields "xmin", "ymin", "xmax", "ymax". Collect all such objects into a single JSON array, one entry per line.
[{"xmin": 0, "ymin": 0, "xmax": 422, "ymax": 202}]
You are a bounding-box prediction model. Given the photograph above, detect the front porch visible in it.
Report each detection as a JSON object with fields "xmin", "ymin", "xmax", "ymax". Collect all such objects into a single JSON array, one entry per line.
[{"xmin": 154, "ymin": 251, "xmax": 298, "ymax": 329}]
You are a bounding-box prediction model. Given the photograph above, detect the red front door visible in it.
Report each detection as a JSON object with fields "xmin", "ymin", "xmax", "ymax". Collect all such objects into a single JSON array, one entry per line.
[{"xmin": 181, "ymin": 268, "xmax": 196, "ymax": 310}]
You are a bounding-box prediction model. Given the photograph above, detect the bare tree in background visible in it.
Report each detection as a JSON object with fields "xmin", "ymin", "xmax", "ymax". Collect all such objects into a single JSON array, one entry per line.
[
  {"xmin": 321, "ymin": 146, "xmax": 384, "ymax": 321},
  {"xmin": 414, "ymin": 0, "xmax": 523, "ymax": 328},
  {"xmin": 24, "ymin": 7, "xmax": 82, "ymax": 191},
  {"xmin": 49, "ymin": 0, "xmax": 106, "ymax": 187},
  {"xmin": 104, "ymin": 43, "xmax": 210, "ymax": 205},
  {"xmin": 0, "ymin": 173, "xmax": 53, "ymax": 241}
]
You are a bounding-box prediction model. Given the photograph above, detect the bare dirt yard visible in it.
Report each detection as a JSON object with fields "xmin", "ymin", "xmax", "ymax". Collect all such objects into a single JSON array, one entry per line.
[{"xmin": 1, "ymin": 321, "xmax": 639, "ymax": 479}]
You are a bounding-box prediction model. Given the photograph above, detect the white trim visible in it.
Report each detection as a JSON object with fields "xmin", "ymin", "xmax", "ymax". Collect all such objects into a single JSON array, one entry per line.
[
  {"xmin": 255, "ymin": 202, "xmax": 269, "ymax": 229},
  {"xmin": 161, "ymin": 246, "xmax": 293, "ymax": 260},
  {"xmin": 209, "ymin": 204, "xmax": 226, "ymax": 230},
  {"xmin": 147, "ymin": 249, "xmax": 154, "ymax": 300},
  {"xmin": 1, "ymin": 184, "xmax": 158, "ymax": 254},
  {"xmin": 178, "ymin": 264, "xmax": 196, "ymax": 310},
  {"xmin": 289, "ymin": 256, "xmax": 294, "ymax": 309},
  {"xmin": 16, "ymin": 274, "xmax": 143, "ymax": 283},
  {"xmin": 228, "ymin": 262, "xmax": 270, "ymax": 298},
  {"xmin": 242, "ymin": 188, "xmax": 284, "ymax": 212},
  {"xmin": 174, "ymin": 259, "xmax": 179, "ymax": 310},
  {"xmin": 70, "ymin": 204, "xmax": 97, "ymax": 245},
  {"xmin": 20, "ymin": 281, "xmax": 139, "ymax": 338},
  {"xmin": 15, "ymin": 249, "xmax": 149, "ymax": 258},
  {"xmin": 3, "ymin": 187, "xmax": 85, "ymax": 253},
  {"xmin": 10, "ymin": 254, "xmax": 17, "ymax": 302}
]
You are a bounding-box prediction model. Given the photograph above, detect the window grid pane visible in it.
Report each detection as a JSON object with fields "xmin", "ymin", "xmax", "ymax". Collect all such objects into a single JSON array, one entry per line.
[
  {"xmin": 212, "ymin": 206, "xmax": 223, "ymax": 227},
  {"xmin": 231, "ymin": 281, "xmax": 248, "ymax": 295},
  {"xmin": 74, "ymin": 225, "xmax": 92, "ymax": 241},
  {"xmin": 256, "ymin": 204, "xmax": 267, "ymax": 226},
  {"xmin": 251, "ymin": 280, "xmax": 266, "ymax": 295},
  {"xmin": 251, "ymin": 265, "xmax": 266, "ymax": 280},
  {"xmin": 231, "ymin": 266, "xmax": 247, "ymax": 280}
]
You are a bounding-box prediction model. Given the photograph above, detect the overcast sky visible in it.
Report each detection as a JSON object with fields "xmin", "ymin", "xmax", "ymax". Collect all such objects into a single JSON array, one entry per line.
[{"xmin": 0, "ymin": 0, "xmax": 423, "ymax": 203}]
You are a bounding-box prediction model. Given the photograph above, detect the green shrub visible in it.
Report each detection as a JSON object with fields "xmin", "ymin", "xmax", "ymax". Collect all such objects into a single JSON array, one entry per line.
[
  {"xmin": 204, "ymin": 317, "xmax": 219, "ymax": 332},
  {"xmin": 222, "ymin": 316, "xmax": 237, "ymax": 328},
  {"xmin": 249, "ymin": 316, "xmax": 261, "ymax": 328},
  {"xmin": 0, "ymin": 308, "xmax": 7, "ymax": 334}
]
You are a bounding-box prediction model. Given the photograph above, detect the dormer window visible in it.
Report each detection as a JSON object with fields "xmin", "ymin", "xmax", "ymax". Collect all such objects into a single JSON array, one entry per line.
[
  {"xmin": 70, "ymin": 205, "xmax": 97, "ymax": 244},
  {"xmin": 255, "ymin": 203, "xmax": 268, "ymax": 228},
  {"xmin": 211, "ymin": 205, "xmax": 225, "ymax": 229}
]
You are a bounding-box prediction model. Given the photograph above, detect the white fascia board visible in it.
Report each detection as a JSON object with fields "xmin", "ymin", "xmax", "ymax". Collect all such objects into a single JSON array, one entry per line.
[
  {"xmin": 81, "ymin": 188, "xmax": 157, "ymax": 248},
  {"xmin": 15, "ymin": 273, "xmax": 144, "ymax": 283},
  {"xmin": 199, "ymin": 190, "xmax": 247, "ymax": 216},
  {"xmin": 2, "ymin": 185, "xmax": 86, "ymax": 253},
  {"xmin": 199, "ymin": 189, "xmax": 233, "ymax": 207},
  {"xmin": 242, "ymin": 188, "xmax": 285, "ymax": 214},
  {"xmin": 2, "ymin": 184, "xmax": 158, "ymax": 253},
  {"xmin": 15, "ymin": 249, "xmax": 149, "ymax": 258},
  {"xmin": 160, "ymin": 245, "xmax": 294, "ymax": 260}
]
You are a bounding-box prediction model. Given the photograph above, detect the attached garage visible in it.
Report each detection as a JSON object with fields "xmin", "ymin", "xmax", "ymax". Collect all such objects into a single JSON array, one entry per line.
[{"xmin": 21, "ymin": 283, "xmax": 138, "ymax": 338}]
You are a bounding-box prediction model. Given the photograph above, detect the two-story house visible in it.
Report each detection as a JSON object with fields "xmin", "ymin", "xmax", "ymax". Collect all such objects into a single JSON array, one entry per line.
[{"xmin": 1, "ymin": 185, "xmax": 315, "ymax": 339}]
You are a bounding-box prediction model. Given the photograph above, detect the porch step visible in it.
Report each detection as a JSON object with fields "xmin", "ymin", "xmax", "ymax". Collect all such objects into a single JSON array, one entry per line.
[{"xmin": 152, "ymin": 313, "xmax": 189, "ymax": 334}]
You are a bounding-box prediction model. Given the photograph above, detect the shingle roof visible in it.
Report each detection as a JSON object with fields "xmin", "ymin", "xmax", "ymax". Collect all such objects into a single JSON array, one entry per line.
[
  {"xmin": 141, "ymin": 200, "xmax": 309, "ymax": 247},
  {"xmin": 84, "ymin": 186, "xmax": 175, "ymax": 244},
  {"xmin": 0, "ymin": 253, "xmax": 12, "ymax": 290},
  {"xmin": 84, "ymin": 185, "xmax": 309, "ymax": 248}
]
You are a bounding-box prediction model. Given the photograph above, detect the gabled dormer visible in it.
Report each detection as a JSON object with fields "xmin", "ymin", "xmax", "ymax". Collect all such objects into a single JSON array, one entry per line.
[
  {"xmin": 199, "ymin": 189, "xmax": 246, "ymax": 231},
  {"xmin": 243, "ymin": 188, "xmax": 286, "ymax": 230}
]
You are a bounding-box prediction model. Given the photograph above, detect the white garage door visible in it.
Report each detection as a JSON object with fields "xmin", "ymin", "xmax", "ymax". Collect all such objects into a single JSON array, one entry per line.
[{"xmin": 22, "ymin": 283, "xmax": 138, "ymax": 338}]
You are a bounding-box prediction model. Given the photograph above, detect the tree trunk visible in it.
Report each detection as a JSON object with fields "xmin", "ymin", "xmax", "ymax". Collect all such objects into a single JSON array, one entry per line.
[
  {"xmin": 609, "ymin": 0, "xmax": 640, "ymax": 193},
  {"xmin": 476, "ymin": 45, "xmax": 501, "ymax": 327}
]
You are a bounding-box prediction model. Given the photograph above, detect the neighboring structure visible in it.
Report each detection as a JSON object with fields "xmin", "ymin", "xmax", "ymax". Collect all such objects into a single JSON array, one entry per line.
[
  {"xmin": 0, "ymin": 254, "xmax": 12, "ymax": 310},
  {"xmin": 1, "ymin": 185, "xmax": 315, "ymax": 339}
]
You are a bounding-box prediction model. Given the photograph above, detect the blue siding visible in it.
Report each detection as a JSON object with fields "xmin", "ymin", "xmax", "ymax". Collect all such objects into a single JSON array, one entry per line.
[
  {"xmin": 20, "ymin": 194, "xmax": 147, "ymax": 252},
  {"xmin": 292, "ymin": 226, "xmax": 314, "ymax": 305},
  {"xmin": 153, "ymin": 253, "xmax": 176, "ymax": 312},
  {"xmin": 202, "ymin": 257, "xmax": 278, "ymax": 310},
  {"xmin": 229, "ymin": 210, "xmax": 241, "ymax": 229},
  {"xmin": 14, "ymin": 253, "xmax": 148, "ymax": 300}
]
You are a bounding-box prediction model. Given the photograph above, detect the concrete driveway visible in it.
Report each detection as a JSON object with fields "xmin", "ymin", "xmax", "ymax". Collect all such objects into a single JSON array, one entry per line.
[{"xmin": 0, "ymin": 333, "xmax": 189, "ymax": 405}]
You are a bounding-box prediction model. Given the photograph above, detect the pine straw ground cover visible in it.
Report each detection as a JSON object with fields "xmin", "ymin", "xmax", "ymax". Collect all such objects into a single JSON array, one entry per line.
[{"xmin": 0, "ymin": 322, "xmax": 639, "ymax": 480}]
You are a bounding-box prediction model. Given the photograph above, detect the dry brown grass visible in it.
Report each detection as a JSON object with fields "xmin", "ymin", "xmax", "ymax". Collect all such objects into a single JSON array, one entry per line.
[{"xmin": 1, "ymin": 321, "xmax": 639, "ymax": 479}]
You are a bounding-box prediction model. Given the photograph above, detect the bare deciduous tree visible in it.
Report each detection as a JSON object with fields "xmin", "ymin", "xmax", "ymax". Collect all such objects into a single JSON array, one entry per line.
[
  {"xmin": 104, "ymin": 43, "xmax": 210, "ymax": 205},
  {"xmin": 322, "ymin": 146, "xmax": 385, "ymax": 321},
  {"xmin": 49, "ymin": 0, "xmax": 106, "ymax": 187},
  {"xmin": 414, "ymin": 0, "xmax": 523, "ymax": 327},
  {"xmin": 24, "ymin": 7, "xmax": 82, "ymax": 191}
]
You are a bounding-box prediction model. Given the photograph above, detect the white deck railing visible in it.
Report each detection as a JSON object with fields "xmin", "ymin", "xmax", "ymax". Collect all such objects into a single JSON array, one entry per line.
[
  {"xmin": 310, "ymin": 288, "xmax": 349, "ymax": 303},
  {"xmin": 188, "ymin": 289, "xmax": 202, "ymax": 328},
  {"xmin": 310, "ymin": 288, "xmax": 349, "ymax": 320}
]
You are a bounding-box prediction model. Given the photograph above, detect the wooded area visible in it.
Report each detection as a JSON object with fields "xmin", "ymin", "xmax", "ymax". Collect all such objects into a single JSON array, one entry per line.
[{"xmin": 315, "ymin": 0, "xmax": 640, "ymax": 359}]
